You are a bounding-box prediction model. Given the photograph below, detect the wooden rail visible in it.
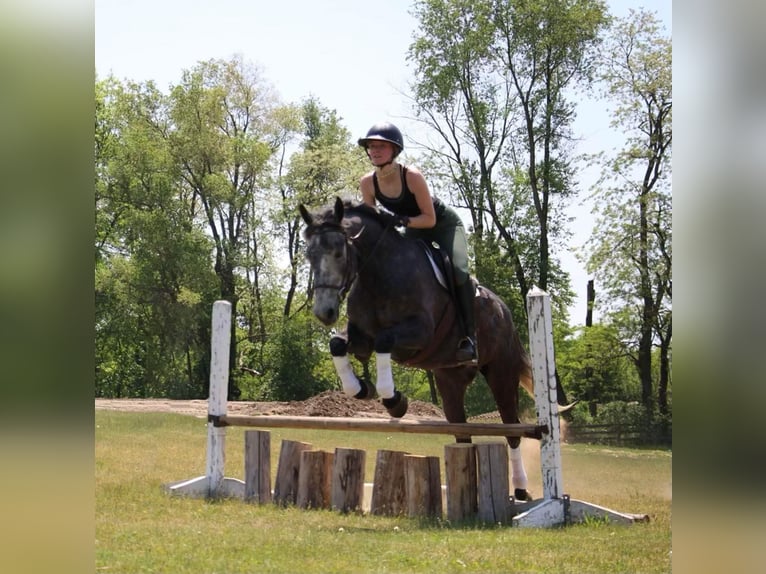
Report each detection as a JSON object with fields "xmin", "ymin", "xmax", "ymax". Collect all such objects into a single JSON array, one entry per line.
[{"xmin": 217, "ymin": 414, "xmax": 547, "ymax": 439}]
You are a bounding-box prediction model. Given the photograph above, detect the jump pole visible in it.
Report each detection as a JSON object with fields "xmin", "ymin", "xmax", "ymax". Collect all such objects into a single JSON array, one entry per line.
[
  {"xmin": 512, "ymin": 286, "xmax": 646, "ymax": 527},
  {"xmin": 165, "ymin": 300, "xmax": 245, "ymax": 498}
]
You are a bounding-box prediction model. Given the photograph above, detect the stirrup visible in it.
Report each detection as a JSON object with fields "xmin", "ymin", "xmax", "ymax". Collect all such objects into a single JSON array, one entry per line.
[{"xmin": 455, "ymin": 337, "xmax": 477, "ymax": 365}]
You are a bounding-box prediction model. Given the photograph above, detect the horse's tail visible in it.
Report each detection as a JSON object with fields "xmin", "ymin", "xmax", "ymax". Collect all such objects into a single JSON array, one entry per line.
[
  {"xmin": 520, "ymin": 365, "xmax": 535, "ymax": 399},
  {"xmin": 519, "ymin": 354, "xmax": 578, "ymax": 413}
]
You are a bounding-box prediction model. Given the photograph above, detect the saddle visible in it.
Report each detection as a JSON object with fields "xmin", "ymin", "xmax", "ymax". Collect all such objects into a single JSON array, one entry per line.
[
  {"xmin": 418, "ymin": 240, "xmax": 453, "ymax": 294},
  {"xmin": 401, "ymin": 241, "xmax": 467, "ymax": 367}
]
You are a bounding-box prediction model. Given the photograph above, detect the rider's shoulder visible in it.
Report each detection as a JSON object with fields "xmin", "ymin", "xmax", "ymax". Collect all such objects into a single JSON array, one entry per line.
[
  {"xmin": 359, "ymin": 171, "xmax": 375, "ymax": 188},
  {"xmin": 402, "ymin": 163, "xmax": 423, "ymax": 174}
]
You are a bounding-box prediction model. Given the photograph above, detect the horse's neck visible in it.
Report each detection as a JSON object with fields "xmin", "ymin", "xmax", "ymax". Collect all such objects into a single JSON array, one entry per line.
[{"xmin": 349, "ymin": 218, "xmax": 396, "ymax": 271}]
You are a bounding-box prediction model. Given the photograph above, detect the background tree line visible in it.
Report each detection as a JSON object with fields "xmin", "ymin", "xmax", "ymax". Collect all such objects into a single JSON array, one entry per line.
[{"xmin": 95, "ymin": 2, "xmax": 670, "ymax": 433}]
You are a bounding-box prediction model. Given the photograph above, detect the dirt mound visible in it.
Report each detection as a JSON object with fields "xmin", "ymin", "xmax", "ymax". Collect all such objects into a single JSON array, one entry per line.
[
  {"xmin": 260, "ymin": 390, "xmax": 445, "ymax": 419},
  {"xmin": 95, "ymin": 390, "xmax": 445, "ymax": 420}
]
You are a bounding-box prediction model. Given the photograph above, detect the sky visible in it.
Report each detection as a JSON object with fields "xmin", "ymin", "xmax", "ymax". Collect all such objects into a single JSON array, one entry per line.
[{"xmin": 95, "ymin": 0, "xmax": 672, "ymax": 325}]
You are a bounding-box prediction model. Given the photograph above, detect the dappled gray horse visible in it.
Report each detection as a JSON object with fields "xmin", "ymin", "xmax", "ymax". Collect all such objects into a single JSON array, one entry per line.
[{"xmin": 300, "ymin": 198, "xmax": 570, "ymax": 500}]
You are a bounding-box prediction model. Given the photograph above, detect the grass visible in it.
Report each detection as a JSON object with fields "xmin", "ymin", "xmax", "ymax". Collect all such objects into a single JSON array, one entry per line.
[{"xmin": 96, "ymin": 411, "xmax": 671, "ymax": 573}]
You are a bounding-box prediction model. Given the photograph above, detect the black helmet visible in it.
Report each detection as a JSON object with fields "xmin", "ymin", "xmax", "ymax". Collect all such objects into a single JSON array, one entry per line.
[{"xmin": 357, "ymin": 122, "xmax": 404, "ymax": 155}]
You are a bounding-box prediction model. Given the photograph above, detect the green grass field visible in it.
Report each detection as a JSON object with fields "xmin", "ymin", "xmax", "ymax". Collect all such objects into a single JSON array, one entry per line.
[{"xmin": 95, "ymin": 411, "xmax": 671, "ymax": 573}]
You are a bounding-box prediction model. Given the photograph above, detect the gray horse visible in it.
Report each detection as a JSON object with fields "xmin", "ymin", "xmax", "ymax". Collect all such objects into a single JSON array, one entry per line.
[{"xmin": 300, "ymin": 198, "xmax": 570, "ymax": 500}]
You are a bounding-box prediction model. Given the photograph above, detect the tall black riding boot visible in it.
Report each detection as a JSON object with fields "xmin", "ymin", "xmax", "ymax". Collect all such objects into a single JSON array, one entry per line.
[{"xmin": 455, "ymin": 279, "xmax": 477, "ymax": 365}]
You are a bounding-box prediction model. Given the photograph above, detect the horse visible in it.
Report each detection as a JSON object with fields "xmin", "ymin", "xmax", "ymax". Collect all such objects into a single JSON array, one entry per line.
[{"xmin": 299, "ymin": 197, "xmax": 570, "ymax": 500}]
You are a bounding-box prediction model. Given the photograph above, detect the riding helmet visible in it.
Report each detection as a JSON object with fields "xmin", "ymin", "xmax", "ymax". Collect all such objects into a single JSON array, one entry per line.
[{"xmin": 357, "ymin": 122, "xmax": 404, "ymax": 156}]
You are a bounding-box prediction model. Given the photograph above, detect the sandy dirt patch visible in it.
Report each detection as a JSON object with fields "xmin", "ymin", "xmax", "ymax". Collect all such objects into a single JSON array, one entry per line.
[{"xmin": 95, "ymin": 390, "xmax": 446, "ymax": 420}]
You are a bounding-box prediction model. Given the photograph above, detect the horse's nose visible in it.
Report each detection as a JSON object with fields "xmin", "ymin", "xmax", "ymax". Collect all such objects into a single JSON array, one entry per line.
[
  {"xmin": 316, "ymin": 306, "xmax": 337, "ymax": 326},
  {"xmin": 323, "ymin": 307, "xmax": 338, "ymax": 324}
]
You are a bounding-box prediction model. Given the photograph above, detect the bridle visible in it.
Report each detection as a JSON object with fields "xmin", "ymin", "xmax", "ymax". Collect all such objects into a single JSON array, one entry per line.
[
  {"xmin": 310, "ymin": 226, "xmax": 359, "ymax": 301},
  {"xmin": 309, "ymin": 218, "xmax": 394, "ymax": 301}
]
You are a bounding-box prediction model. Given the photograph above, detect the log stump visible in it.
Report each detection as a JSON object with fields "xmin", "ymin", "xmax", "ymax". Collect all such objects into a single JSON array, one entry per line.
[
  {"xmin": 476, "ymin": 442, "xmax": 511, "ymax": 523},
  {"xmin": 273, "ymin": 439, "xmax": 312, "ymax": 506},
  {"xmin": 445, "ymin": 443, "xmax": 477, "ymax": 523},
  {"xmin": 370, "ymin": 450, "xmax": 408, "ymax": 516},
  {"xmin": 403, "ymin": 454, "xmax": 442, "ymax": 519},
  {"xmin": 331, "ymin": 447, "xmax": 366, "ymax": 513},
  {"xmin": 296, "ymin": 450, "xmax": 334, "ymax": 510},
  {"xmin": 244, "ymin": 430, "xmax": 271, "ymax": 504}
]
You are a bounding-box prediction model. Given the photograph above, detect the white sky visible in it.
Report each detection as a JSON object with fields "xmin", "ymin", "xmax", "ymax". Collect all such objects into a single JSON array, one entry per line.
[{"xmin": 95, "ymin": 0, "xmax": 671, "ymax": 325}]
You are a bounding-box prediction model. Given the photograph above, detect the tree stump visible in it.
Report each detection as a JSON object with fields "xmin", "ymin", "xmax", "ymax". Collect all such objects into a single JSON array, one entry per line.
[
  {"xmin": 403, "ymin": 454, "xmax": 442, "ymax": 519},
  {"xmin": 445, "ymin": 443, "xmax": 477, "ymax": 523},
  {"xmin": 331, "ymin": 447, "xmax": 366, "ymax": 513},
  {"xmin": 296, "ymin": 450, "xmax": 334, "ymax": 510},
  {"xmin": 476, "ymin": 442, "xmax": 511, "ymax": 523},
  {"xmin": 273, "ymin": 439, "xmax": 312, "ymax": 506},
  {"xmin": 244, "ymin": 430, "xmax": 271, "ymax": 504},
  {"xmin": 370, "ymin": 450, "xmax": 408, "ymax": 516}
]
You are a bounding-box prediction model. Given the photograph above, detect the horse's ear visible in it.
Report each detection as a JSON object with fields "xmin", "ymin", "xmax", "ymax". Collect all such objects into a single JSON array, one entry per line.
[
  {"xmin": 333, "ymin": 197, "xmax": 344, "ymax": 223},
  {"xmin": 299, "ymin": 204, "xmax": 313, "ymax": 226}
]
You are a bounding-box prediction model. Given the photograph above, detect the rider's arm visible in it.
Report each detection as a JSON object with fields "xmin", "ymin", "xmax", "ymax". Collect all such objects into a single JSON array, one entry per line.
[
  {"xmin": 360, "ymin": 173, "xmax": 376, "ymax": 207},
  {"xmin": 404, "ymin": 167, "xmax": 436, "ymax": 229}
]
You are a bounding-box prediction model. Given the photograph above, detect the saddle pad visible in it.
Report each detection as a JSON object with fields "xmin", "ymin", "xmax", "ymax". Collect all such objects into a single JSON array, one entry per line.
[{"xmin": 422, "ymin": 244, "xmax": 448, "ymax": 289}]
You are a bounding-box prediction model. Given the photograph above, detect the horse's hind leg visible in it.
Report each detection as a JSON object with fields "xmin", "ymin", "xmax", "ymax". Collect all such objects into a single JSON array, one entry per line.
[{"xmin": 482, "ymin": 363, "xmax": 530, "ymax": 501}]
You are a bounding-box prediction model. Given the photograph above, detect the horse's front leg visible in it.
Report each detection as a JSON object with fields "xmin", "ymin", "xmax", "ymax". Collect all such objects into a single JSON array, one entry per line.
[
  {"xmin": 330, "ymin": 324, "xmax": 375, "ymax": 400},
  {"xmin": 372, "ymin": 316, "xmax": 431, "ymax": 418}
]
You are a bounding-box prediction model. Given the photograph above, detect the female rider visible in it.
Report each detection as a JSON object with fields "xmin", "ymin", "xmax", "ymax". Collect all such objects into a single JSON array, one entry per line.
[{"xmin": 357, "ymin": 121, "xmax": 477, "ymax": 366}]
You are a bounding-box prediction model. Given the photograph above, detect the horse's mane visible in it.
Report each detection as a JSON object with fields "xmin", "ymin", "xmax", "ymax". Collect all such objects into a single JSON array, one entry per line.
[
  {"xmin": 308, "ymin": 199, "xmax": 392, "ymax": 230},
  {"xmin": 343, "ymin": 200, "xmax": 390, "ymax": 225}
]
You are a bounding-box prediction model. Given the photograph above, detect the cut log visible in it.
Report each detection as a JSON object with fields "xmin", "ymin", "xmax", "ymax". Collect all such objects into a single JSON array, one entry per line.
[
  {"xmin": 273, "ymin": 439, "xmax": 312, "ymax": 506},
  {"xmin": 331, "ymin": 447, "xmax": 366, "ymax": 513},
  {"xmin": 244, "ymin": 430, "xmax": 271, "ymax": 504},
  {"xmin": 476, "ymin": 442, "xmax": 510, "ymax": 523},
  {"xmin": 370, "ymin": 450, "xmax": 408, "ymax": 516},
  {"xmin": 445, "ymin": 443, "xmax": 477, "ymax": 523},
  {"xmin": 296, "ymin": 450, "xmax": 334, "ymax": 510},
  {"xmin": 404, "ymin": 454, "xmax": 442, "ymax": 519}
]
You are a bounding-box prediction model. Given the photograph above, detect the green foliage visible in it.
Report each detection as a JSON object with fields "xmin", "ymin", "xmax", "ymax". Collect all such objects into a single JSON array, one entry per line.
[
  {"xmin": 556, "ymin": 323, "xmax": 640, "ymax": 407},
  {"xmin": 260, "ymin": 312, "xmax": 334, "ymax": 401},
  {"xmin": 463, "ymin": 375, "xmax": 498, "ymax": 417},
  {"xmin": 585, "ymin": 8, "xmax": 672, "ymax": 414},
  {"xmin": 409, "ymin": 0, "xmax": 607, "ymax": 318},
  {"xmin": 95, "ymin": 76, "xmax": 220, "ymax": 398},
  {"xmin": 595, "ymin": 400, "xmax": 648, "ymax": 427}
]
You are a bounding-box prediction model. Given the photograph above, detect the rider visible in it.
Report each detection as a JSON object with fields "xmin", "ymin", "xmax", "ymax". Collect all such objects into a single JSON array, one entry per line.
[{"xmin": 357, "ymin": 121, "xmax": 477, "ymax": 366}]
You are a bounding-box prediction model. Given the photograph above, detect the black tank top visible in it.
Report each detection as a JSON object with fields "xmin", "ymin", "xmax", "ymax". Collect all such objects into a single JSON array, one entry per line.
[{"xmin": 372, "ymin": 165, "xmax": 442, "ymax": 218}]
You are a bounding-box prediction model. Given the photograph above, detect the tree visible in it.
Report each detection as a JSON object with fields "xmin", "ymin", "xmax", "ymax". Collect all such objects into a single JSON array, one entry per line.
[
  {"xmin": 273, "ymin": 98, "xmax": 365, "ymax": 318},
  {"xmin": 408, "ymin": 0, "xmax": 608, "ymax": 322},
  {"xmin": 585, "ymin": 9, "xmax": 672, "ymax": 414},
  {"xmin": 556, "ymin": 324, "xmax": 639, "ymax": 416},
  {"xmin": 168, "ymin": 56, "xmax": 280, "ymax": 399},
  {"xmin": 95, "ymin": 76, "xmax": 217, "ymax": 398}
]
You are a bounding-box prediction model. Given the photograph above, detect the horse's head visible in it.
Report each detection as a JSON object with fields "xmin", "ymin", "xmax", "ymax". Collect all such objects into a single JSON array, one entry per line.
[{"xmin": 299, "ymin": 197, "xmax": 357, "ymax": 326}]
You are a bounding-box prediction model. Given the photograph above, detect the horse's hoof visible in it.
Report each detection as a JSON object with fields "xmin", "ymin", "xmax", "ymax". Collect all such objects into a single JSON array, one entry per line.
[
  {"xmin": 382, "ymin": 391, "xmax": 408, "ymax": 418},
  {"xmin": 514, "ymin": 488, "xmax": 530, "ymax": 502},
  {"xmin": 354, "ymin": 378, "xmax": 376, "ymax": 400}
]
